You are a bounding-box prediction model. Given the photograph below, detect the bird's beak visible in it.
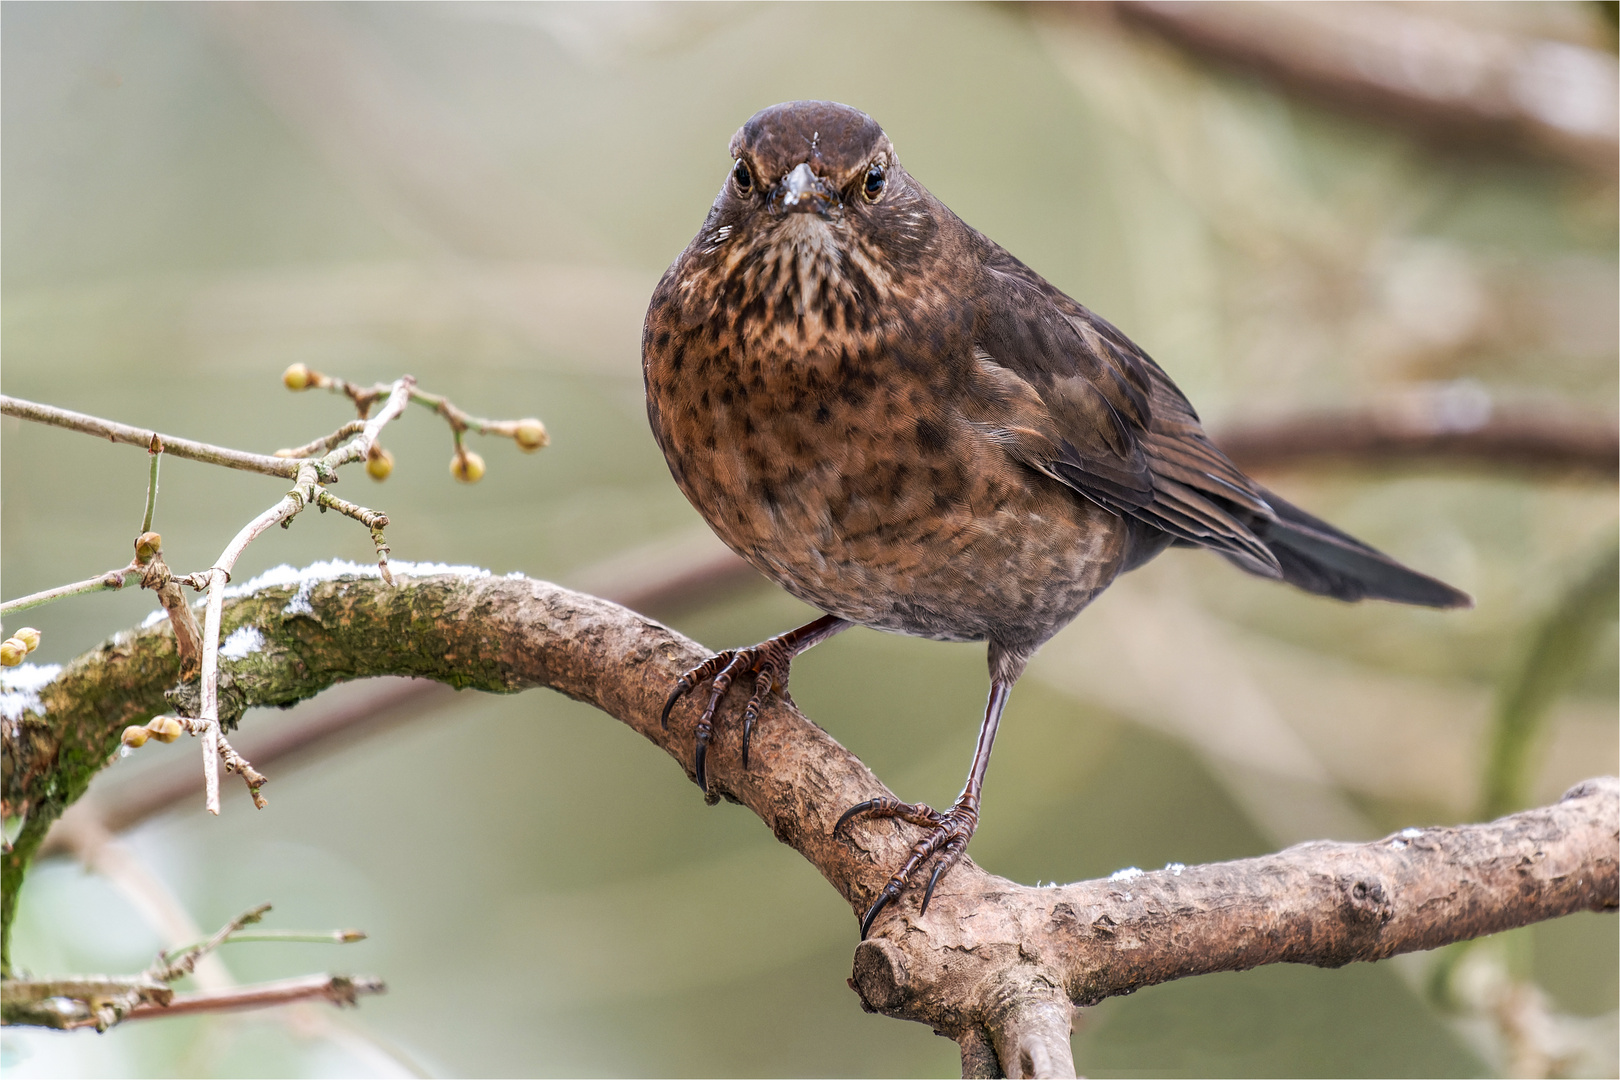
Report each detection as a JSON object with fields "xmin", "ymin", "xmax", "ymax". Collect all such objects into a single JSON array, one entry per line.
[{"xmin": 776, "ymin": 162, "xmax": 836, "ymax": 216}]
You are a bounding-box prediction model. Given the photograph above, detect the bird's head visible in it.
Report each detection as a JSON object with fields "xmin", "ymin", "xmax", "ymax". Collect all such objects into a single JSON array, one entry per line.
[
  {"xmin": 727, "ymin": 100, "xmax": 892, "ymax": 219},
  {"xmin": 696, "ymin": 101, "xmax": 935, "ymax": 273}
]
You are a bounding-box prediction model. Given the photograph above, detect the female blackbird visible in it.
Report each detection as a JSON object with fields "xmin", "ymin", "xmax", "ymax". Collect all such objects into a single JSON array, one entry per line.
[{"xmin": 642, "ymin": 100, "xmax": 1469, "ymax": 938}]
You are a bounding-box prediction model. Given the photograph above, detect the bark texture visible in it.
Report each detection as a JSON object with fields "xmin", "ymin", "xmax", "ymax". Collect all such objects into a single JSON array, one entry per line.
[{"xmin": 3, "ymin": 571, "xmax": 1615, "ymax": 1076}]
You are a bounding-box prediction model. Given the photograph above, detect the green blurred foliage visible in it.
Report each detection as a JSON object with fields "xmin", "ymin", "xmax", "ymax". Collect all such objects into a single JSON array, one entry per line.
[{"xmin": 1482, "ymin": 538, "xmax": 1619, "ymax": 818}]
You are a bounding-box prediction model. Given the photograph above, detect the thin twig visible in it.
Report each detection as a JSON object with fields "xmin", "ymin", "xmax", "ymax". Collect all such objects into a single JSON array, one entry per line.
[
  {"xmin": 46, "ymin": 808, "xmax": 236, "ymax": 992},
  {"xmin": 301, "ymin": 371, "xmax": 543, "ymax": 449},
  {"xmin": 1, "ymin": 974, "xmax": 172, "ymax": 1031},
  {"xmin": 124, "ymin": 973, "xmax": 386, "ymax": 1021},
  {"xmin": 0, "ymin": 904, "xmax": 355, "ymax": 1031},
  {"xmin": 171, "ymin": 929, "xmax": 366, "ymax": 948},
  {"xmin": 139, "ymin": 547, "xmax": 204, "ymax": 681},
  {"xmin": 0, "ymin": 396, "xmax": 299, "ymax": 479},
  {"xmin": 43, "ymin": 806, "xmax": 407, "ymax": 1068},
  {"xmin": 195, "ymin": 491, "xmax": 310, "ymax": 813},
  {"xmin": 1, "ymin": 565, "xmax": 141, "ymax": 616},
  {"xmin": 147, "ymin": 716, "xmax": 272, "ymax": 808},
  {"xmin": 191, "ymin": 378, "xmax": 415, "ymax": 814},
  {"xmin": 141, "ymin": 436, "xmax": 162, "ymax": 535},
  {"xmin": 274, "ymin": 419, "xmax": 369, "ymax": 459},
  {"xmin": 316, "ymin": 490, "xmax": 393, "ymax": 584},
  {"xmin": 149, "ymin": 903, "xmax": 271, "ymax": 983}
]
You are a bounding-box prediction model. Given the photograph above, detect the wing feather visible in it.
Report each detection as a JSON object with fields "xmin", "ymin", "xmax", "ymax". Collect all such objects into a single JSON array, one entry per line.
[{"xmin": 974, "ymin": 245, "xmax": 1279, "ymax": 573}]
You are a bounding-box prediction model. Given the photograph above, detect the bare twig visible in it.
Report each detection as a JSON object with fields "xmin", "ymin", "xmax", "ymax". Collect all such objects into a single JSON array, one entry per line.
[
  {"xmin": 170, "ymin": 929, "xmax": 366, "ymax": 949},
  {"xmin": 141, "ymin": 436, "xmax": 162, "ymax": 534},
  {"xmin": 1, "ymin": 974, "xmax": 172, "ymax": 1031},
  {"xmin": 43, "ymin": 806, "xmax": 410, "ymax": 1070},
  {"xmin": 136, "ymin": 538, "xmax": 205, "ymax": 680},
  {"xmin": 1, "ymin": 900, "xmax": 380, "ymax": 1033},
  {"xmin": 275, "ymin": 419, "xmax": 368, "ymax": 459},
  {"xmin": 0, "ymin": 395, "xmax": 300, "ymax": 479},
  {"xmin": 0, "ymin": 565, "xmax": 142, "ymax": 616},
  {"xmin": 316, "ymin": 490, "xmax": 393, "ymax": 584},
  {"xmin": 136, "ymin": 715, "xmax": 271, "ymax": 808},
  {"xmin": 149, "ymin": 903, "xmax": 271, "ymax": 984},
  {"xmin": 0, "ymin": 904, "xmax": 267, "ymax": 1031},
  {"xmin": 286, "ymin": 365, "xmax": 546, "ymax": 455},
  {"xmin": 124, "ymin": 973, "xmax": 386, "ymax": 1021},
  {"xmin": 190, "ymin": 378, "xmax": 414, "ymax": 814}
]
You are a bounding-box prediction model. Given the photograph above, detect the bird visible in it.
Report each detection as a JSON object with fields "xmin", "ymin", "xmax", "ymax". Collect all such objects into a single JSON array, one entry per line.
[{"xmin": 641, "ymin": 100, "xmax": 1470, "ymax": 939}]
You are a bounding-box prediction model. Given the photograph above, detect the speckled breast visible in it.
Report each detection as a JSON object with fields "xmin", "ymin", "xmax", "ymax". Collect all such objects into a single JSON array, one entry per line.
[{"xmin": 643, "ymin": 260, "xmax": 1131, "ymax": 650}]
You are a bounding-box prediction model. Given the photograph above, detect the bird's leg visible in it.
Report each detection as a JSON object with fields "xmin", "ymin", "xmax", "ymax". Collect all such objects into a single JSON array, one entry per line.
[
  {"xmin": 662, "ymin": 613, "xmax": 849, "ymax": 792},
  {"xmin": 836, "ymin": 679, "xmax": 1014, "ymax": 939}
]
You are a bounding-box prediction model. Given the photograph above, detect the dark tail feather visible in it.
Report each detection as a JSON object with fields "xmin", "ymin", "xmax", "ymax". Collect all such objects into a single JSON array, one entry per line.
[{"xmin": 1230, "ymin": 489, "xmax": 1473, "ymax": 609}]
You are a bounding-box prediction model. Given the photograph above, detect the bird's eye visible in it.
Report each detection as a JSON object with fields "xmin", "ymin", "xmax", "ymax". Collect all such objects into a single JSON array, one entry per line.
[
  {"xmin": 863, "ymin": 162, "xmax": 886, "ymax": 202},
  {"xmin": 732, "ymin": 159, "xmax": 753, "ymax": 195}
]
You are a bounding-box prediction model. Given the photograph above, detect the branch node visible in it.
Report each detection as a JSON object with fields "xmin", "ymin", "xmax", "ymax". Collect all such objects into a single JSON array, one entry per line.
[{"xmin": 851, "ymin": 938, "xmax": 910, "ymax": 1012}]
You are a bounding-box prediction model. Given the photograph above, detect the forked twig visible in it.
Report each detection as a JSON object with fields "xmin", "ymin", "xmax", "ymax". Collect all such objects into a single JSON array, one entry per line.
[{"xmin": 190, "ymin": 378, "xmax": 415, "ymax": 813}]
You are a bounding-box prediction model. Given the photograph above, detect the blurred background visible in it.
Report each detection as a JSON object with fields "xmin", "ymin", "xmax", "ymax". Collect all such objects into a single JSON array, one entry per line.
[{"xmin": 1, "ymin": 2, "xmax": 1615, "ymax": 1076}]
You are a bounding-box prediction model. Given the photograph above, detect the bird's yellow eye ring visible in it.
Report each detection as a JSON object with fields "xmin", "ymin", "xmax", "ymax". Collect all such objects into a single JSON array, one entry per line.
[
  {"xmin": 732, "ymin": 159, "xmax": 754, "ymax": 195},
  {"xmin": 863, "ymin": 162, "xmax": 886, "ymax": 202}
]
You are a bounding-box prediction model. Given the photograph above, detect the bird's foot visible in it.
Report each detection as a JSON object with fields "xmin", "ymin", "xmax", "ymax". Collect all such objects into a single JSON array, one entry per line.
[
  {"xmin": 660, "ymin": 636, "xmax": 798, "ymax": 792},
  {"xmin": 834, "ymin": 795, "xmax": 980, "ymax": 938}
]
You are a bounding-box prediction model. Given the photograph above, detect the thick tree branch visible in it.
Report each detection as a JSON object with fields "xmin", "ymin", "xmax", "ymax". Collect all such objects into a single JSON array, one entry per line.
[{"xmin": 2, "ymin": 571, "xmax": 1614, "ymax": 1075}]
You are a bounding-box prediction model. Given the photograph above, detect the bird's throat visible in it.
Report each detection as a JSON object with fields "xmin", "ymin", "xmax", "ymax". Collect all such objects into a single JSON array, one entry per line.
[{"xmin": 717, "ymin": 216, "xmax": 888, "ymax": 353}]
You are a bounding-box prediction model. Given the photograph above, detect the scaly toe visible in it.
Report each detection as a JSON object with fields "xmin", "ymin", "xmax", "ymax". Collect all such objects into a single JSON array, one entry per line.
[{"xmin": 847, "ymin": 802, "xmax": 978, "ymax": 937}]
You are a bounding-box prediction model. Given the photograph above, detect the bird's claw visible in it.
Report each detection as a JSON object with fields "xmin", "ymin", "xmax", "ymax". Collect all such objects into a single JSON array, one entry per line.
[
  {"xmin": 662, "ymin": 643, "xmax": 790, "ymax": 792},
  {"xmin": 836, "ymin": 797, "xmax": 980, "ymax": 939}
]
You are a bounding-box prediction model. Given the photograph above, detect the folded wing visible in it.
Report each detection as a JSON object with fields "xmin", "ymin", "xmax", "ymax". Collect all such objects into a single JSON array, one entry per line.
[{"xmin": 970, "ymin": 245, "xmax": 1469, "ymax": 609}]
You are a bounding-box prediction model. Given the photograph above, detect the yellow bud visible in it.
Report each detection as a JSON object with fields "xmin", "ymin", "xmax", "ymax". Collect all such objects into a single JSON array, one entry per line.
[
  {"xmin": 513, "ymin": 418, "xmax": 548, "ymax": 452},
  {"xmin": 0, "ymin": 639, "xmax": 25, "ymax": 667},
  {"xmin": 135, "ymin": 532, "xmax": 162, "ymax": 562},
  {"xmin": 366, "ymin": 445, "xmax": 394, "ymax": 482},
  {"xmin": 14, "ymin": 627, "xmax": 41, "ymax": 653},
  {"xmin": 146, "ymin": 716, "xmax": 184, "ymax": 743},
  {"xmin": 121, "ymin": 725, "xmax": 150, "ymax": 749},
  {"xmin": 450, "ymin": 449, "xmax": 485, "ymax": 484},
  {"xmin": 283, "ymin": 363, "xmax": 313, "ymax": 391}
]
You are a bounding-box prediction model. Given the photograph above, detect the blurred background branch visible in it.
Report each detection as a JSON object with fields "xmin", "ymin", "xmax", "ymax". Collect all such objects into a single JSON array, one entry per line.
[{"xmin": 1106, "ymin": 1, "xmax": 1620, "ymax": 176}]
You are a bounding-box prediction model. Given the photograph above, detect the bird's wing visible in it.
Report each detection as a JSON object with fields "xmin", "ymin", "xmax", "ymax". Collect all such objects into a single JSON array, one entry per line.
[{"xmin": 972, "ymin": 248, "xmax": 1282, "ymax": 577}]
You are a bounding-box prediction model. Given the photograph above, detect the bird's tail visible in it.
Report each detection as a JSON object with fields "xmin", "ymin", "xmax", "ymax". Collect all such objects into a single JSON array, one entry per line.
[{"xmin": 1231, "ymin": 489, "xmax": 1472, "ymax": 609}]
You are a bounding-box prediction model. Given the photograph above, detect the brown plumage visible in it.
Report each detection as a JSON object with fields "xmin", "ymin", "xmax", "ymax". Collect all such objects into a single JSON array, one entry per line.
[{"xmin": 643, "ymin": 101, "xmax": 1469, "ymax": 938}]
